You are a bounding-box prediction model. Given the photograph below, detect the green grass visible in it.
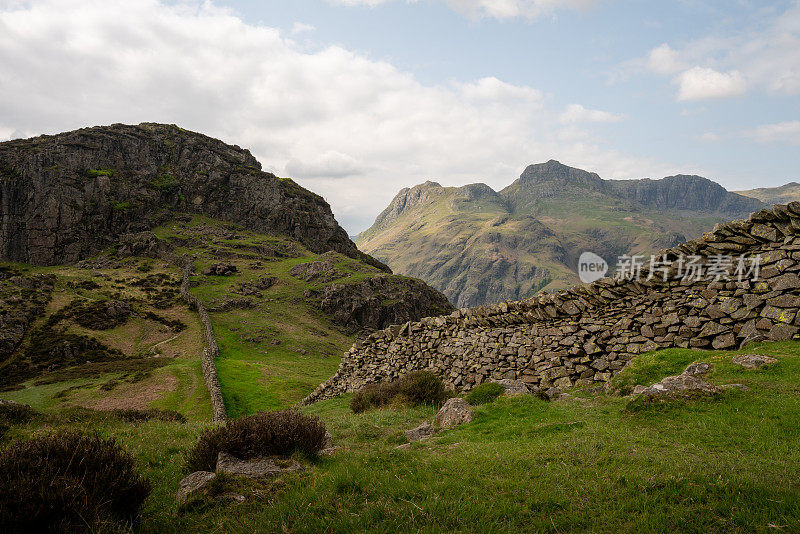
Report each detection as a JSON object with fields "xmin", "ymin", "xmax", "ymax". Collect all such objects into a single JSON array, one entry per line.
[
  {"xmin": 6, "ymin": 340, "xmax": 800, "ymax": 532},
  {"xmin": 86, "ymin": 168, "xmax": 115, "ymax": 177}
]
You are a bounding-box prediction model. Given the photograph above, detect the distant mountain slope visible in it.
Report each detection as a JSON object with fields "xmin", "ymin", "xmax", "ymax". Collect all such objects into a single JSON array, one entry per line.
[
  {"xmin": 737, "ymin": 182, "xmax": 800, "ymax": 205},
  {"xmin": 357, "ymin": 160, "xmax": 767, "ymax": 308}
]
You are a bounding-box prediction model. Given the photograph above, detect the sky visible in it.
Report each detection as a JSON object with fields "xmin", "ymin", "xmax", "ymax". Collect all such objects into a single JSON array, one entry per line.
[{"xmin": 0, "ymin": 0, "xmax": 798, "ymax": 233}]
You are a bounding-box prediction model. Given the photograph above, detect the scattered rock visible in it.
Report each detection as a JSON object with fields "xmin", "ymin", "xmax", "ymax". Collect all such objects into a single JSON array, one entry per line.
[
  {"xmin": 491, "ymin": 378, "xmax": 530, "ymax": 396},
  {"xmin": 683, "ymin": 362, "xmax": 710, "ymax": 376},
  {"xmin": 435, "ymin": 398, "xmax": 473, "ymax": 429},
  {"xmin": 394, "ymin": 443, "xmax": 412, "ymax": 450},
  {"xmin": 177, "ymin": 471, "xmax": 216, "ymax": 503},
  {"xmin": 202, "ymin": 263, "xmax": 238, "ymax": 276},
  {"xmin": 732, "ymin": 354, "xmax": 778, "ymax": 369},
  {"xmin": 405, "ymin": 422, "xmax": 435, "ymax": 442}
]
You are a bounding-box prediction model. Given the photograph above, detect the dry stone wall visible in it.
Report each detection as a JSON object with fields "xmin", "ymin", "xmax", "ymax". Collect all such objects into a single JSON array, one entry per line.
[
  {"xmin": 303, "ymin": 203, "xmax": 800, "ymax": 404},
  {"xmin": 178, "ymin": 259, "xmax": 227, "ymax": 422}
]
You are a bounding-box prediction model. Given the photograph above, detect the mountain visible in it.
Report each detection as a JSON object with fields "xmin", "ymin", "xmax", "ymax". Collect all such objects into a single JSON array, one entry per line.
[
  {"xmin": 0, "ymin": 123, "xmax": 385, "ymax": 271},
  {"xmin": 736, "ymin": 182, "xmax": 800, "ymax": 205},
  {"xmin": 357, "ymin": 160, "xmax": 766, "ymax": 308}
]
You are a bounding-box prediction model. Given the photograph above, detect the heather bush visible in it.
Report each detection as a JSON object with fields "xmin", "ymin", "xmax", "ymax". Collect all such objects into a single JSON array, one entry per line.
[
  {"xmin": 186, "ymin": 409, "xmax": 327, "ymax": 472},
  {"xmin": 0, "ymin": 432, "xmax": 151, "ymax": 533},
  {"xmin": 0, "ymin": 402, "xmax": 39, "ymax": 425},
  {"xmin": 350, "ymin": 370, "xmax": 448, "ymax": 413}
]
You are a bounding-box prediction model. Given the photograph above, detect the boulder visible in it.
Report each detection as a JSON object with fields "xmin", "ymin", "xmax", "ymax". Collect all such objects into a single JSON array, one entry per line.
[
  {"xmin": 435, "ymin": 398, "xmax": 473, "ymax": 429},
  {"xmin": 177, "ymin": 471, "xmax": 216, "ymax": 503},
  {"xmin": 491, "ymin": 378, "xmax": 530, "ymax": 396},
  {"xmin": 732, "ymin": 354, "xmax": 778, "ymax": 369},
  {"xmin": 215, "ymin": 452, "xmax": 302, "ymax": 479},
  {"xmin": 639, "ymin": 374, "xmax": 720, "ymax": 397},
  {"xmin": 405, "ymin": 422, "xmax": 435, "ymax": 442}
]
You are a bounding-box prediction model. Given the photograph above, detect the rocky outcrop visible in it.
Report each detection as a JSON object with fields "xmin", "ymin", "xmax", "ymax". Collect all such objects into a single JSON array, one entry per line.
[
  {"xmin": 0, "ymin": 123, "xmax": 387, "ymax": 271},
  {"xmin": 303, "ymin": 203, "xmax": 800, "ymax": 404},
  {"xmin": 308, "ymin": 274, "xmax": 455, "ymax": 333},
  {"xmin": 0, "ymin": 272, "xmax": 55, "ymax": 361}
]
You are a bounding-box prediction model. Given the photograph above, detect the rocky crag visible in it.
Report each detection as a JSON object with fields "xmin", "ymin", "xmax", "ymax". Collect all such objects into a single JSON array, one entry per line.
[
  {"xmin": 304, "ymin": 203, "xmax": 800, "ymax": 403},
  {"xmin": 0, "ymin": 123, "xmax": 386, "ymax": 271},
  {"xmin": 357, "ymin": 160, "xmax": 767, "ymax": 307}
]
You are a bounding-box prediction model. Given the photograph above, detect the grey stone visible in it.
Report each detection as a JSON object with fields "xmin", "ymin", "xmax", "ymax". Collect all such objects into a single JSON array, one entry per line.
[
  {"xmin": 436, "ymin": 398, "xmax": 473, "ymax": 429},
  {"xmin": 491, "ymin": 378, "xmax": 530, "ymax": 396},
  {"xmin": 216, "ymin": 452, "xmax": 301, "ymax": 479},
  {"xmin": 732, "ymin": 354, "xmax": 778, "ymax": 369},
  {"xmin": 177, "ymin": 471, "xmax": 216, "ymax": 503},
  {"xmin": 683, "ymin": 362, "xmax": 710, "ymax": 376},
  {"xmin": 405, "ymin": 422, "xmax": 436, "ymax": 442}
]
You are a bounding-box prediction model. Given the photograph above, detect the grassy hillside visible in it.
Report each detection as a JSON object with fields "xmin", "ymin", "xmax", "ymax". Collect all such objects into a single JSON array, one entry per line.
[
  {"xmin": 0, "ymin": 214, "xmax": 447, "ymax": 421},
  {"xmin": 4, "ymin": 339, "xmax": 799, "ymax": 532}
]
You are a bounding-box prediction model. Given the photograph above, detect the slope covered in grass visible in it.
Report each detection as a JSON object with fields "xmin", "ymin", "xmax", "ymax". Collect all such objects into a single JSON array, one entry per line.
[{"xmin": 4, "ymin": 340, "xmax": 798, "ymax": 532}]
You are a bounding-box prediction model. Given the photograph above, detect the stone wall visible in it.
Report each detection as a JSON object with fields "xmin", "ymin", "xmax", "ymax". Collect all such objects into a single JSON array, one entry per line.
[
  {"xmin": 178, "ymin": 260, "xmax": 227, "ymax": 422},
  {"xmin": 302, "ymin": 203, "xmax": 800, "ymax": 404}
]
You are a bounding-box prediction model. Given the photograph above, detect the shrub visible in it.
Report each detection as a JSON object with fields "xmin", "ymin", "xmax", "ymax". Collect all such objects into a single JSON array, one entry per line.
[
  {"xmin": 186, "ymin": 409, "xmax": 327, "ymax": 472},
  {"xmin": 0, "ymin": 402, "xmax": 39, "ymax": 425},
  {"xmin": 350, "ymin": 370, "xmax": 448, "ymax": 413},
  {"xmin": 350, "ymin": 381, "xmax": 400, "ymax": 414},
  {"xmin": 396, "ymin": 371, "xmax": 448, "ymax": 406},
  {"xmin": 465, "ymin": 382, "xmax": 505, "ymax": 405},
  {"xmin": 0, "ymin": 432, "xmax": 151, "ymax": 533}
]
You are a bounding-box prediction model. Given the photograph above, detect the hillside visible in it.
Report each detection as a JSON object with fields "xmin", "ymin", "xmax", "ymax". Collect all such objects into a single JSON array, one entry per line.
[
  {"xmin": 0, "ymin": 124, "xmax": 454, "ymax": 419},
  {"xmin": 357, "ymin": 160, "xmax": 766, "ymax": 307},
  {"xmin": 737, "ymin": 182, "xmax": 800, "ymax": 205},
  {"xmin": 5, "ymin": 340, "xmax": 800, "ymax": 531}
]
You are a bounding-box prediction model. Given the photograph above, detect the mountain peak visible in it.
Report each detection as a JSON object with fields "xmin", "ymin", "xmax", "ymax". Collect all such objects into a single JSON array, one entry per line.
[{"xmin": 516, "ymin": 160, "xmax": 605, "ymax": 190}]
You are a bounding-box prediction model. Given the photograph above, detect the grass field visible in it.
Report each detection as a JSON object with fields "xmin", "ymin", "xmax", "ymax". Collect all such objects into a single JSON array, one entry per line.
[{"xmin": 4, "ymin": 340, "xmax": 800, "ymax": 532}]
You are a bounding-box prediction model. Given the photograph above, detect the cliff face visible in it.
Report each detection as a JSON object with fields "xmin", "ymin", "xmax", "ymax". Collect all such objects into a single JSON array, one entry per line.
[
  {"xmin": 610, "ymin": 175, "xmax": 765, "ymax": 213},
  {"xmin": 0, "ymin": 123, "xmax": 387, "ymax": 270}
]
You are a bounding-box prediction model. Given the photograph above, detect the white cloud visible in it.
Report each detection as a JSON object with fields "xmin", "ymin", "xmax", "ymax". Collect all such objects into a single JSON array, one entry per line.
[
  {"xmin": 0, "ymin": 0, "xmax": 671, "ymax": 232},
  {"xmin": 747, "ymin": 121, "xmax": 800, "ymax": 146},
  {"xmin": 699, "ymin": 132, "xmax": 719, "ymax": 142},
  {"xmin": 640, "ymin": 3, "xmax": 800, "ymax": 101},
  {"xmin": 285, "ymin": 151, "xmax": 368, "ymax": 178},
  {"xmin": 646, "ymin": 43, "xmax": 685, "ymax": 75},
  {"xmin": 328, "ymin": 0, "xmax": 598, "ymax": 20},
  {"xmin": 676, "ymin": 67, "xmax": 747, "ymax": 101},
  {"xmin": 559, "ymin": 104, "xmax": 624, "ymax": 123},
  {"xmin": 291, "ymin": 22, "xmax": 316, "ymax": 35}
]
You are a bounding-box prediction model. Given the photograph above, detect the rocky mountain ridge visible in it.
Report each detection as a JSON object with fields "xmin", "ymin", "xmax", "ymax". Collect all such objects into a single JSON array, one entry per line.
[{"xmin": 357, "ymin": 160, "xmax": 770, "ymax": 307}]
